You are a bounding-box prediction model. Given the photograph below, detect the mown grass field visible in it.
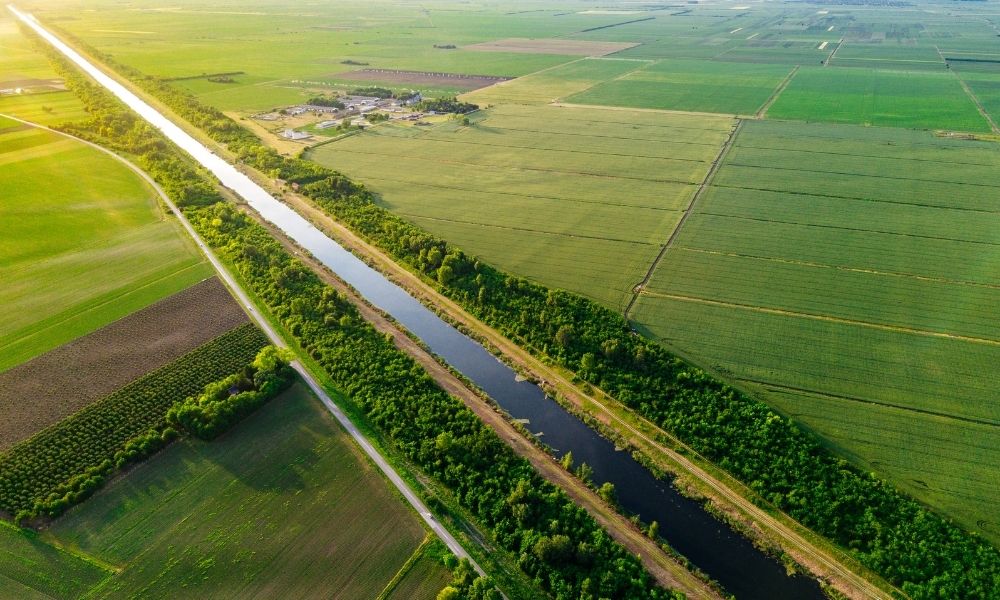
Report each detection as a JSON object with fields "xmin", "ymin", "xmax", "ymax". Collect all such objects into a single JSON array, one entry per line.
[
  {"xmin": 0, "ymin": 117, "xmax": 211, "ymax": 370},
  {"xmin": 767, "ymin": 66, "xmax": 990, "ymax": 131},
  {"xmin": 632, "ymin": 119, "xmax": 1000, "ymax": 543},
  {"xmin": 0, "ymin": 383, "xmax": 443, "ymax": 599},
  {"xmin": 308, "ymin": 103, "xmax": 733, "ymax": 310},
  {"xmin": 567, "ymin": 59, "xmax": 794, "ymax": 115}
]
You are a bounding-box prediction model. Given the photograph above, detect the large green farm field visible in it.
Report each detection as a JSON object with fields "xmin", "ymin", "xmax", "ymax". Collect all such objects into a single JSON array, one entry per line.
[
  {"xmin": 567, "ymin": 59, "xmax": 794, "ymax": 115},
  {"xmin": 0, "ymin": 117, "xmax": 210, "ymax": 371},
  {"xmin": 0, "ymin": 383, "xmax": 441, "ymax": 598},
  {"xmin": 767, "ymin": 66, "xmax": 991, "ymax": 131},
  {"xmin": 309, "ymin": 103, "xmax": 733, "ymax": 310},
  {"xmin": 632, "ymin": 119, "xmax": 1000, "ymax": 541}
]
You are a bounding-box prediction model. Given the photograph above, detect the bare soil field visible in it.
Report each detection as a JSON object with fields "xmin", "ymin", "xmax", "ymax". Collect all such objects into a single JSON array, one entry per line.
[
  {"xmin": 463, "ymin": 38, "xmax": 638, "ymax": 56},
  {"xmin": 0, "ymin": 277, "xmax": 247, "ymax": 450},
  {"xmin": 332, "ymin": 68, "xmax": 509, "ymax": 90}
]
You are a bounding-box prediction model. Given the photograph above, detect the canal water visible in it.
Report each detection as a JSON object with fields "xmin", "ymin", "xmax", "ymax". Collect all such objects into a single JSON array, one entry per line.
[{"xmin": 19, "ymin": 7, "xmax": 823, "ymax": 597}]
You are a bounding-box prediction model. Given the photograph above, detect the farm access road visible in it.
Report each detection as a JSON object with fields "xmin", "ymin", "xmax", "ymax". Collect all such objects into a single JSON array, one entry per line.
[{"xmin": 0, "ymin": 109, "xmax": 484, "ymax": 581}]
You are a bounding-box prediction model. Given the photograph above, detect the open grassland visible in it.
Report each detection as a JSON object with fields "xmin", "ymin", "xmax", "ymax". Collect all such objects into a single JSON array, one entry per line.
[
  {"xmin": 632, "ymin": 119, "xmax": 1000, "ymax": 543},
  {"xmin": 567, "ymin": 59, "xmax": 794, "ymax": 115},
  {"xmin": 0, "ymin": 16, "xmax": 86, "ymax": 125},
  {"xmin": 308, "ymin": 103, "xmax": 732, "ymax": 310},
  {"xmin": 0, "ymin": 278, "xmax": 247, "ymax": 451},
  {"xmin": 38, "ymin": 383, "xmax": 436, "ymax": 599},
  {"xmin": 767, "ymin": 66, "xmax": 990, "ymax": 131},
  {"xmin": 0, "ymin": 118, "xmax": 211, "ymax": 369}
]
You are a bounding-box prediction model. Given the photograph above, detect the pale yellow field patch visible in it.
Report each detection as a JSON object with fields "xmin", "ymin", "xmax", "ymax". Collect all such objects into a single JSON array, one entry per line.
[{"xmin": 463, "ymin": 38, "xmax": 639, "ymax": 57}]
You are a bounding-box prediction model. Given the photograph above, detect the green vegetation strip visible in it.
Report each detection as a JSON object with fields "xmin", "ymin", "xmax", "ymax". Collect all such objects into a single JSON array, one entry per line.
[
  {"xmin": 186, "ymin": 202, "xmax": 678, "ymax": 599},
  {"xmin": 0, "ymin": 323, "xmax": 269, "ymax": 520}
]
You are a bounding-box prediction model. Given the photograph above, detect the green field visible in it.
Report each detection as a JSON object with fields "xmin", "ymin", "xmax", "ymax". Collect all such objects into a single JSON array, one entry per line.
[
  {"xmin": 308, "ymin": 103, "xmax": 733, "ymax": 310},
  {"xmin": 632, "ymin": 119, "xmax": 1000, "ymax": 543},
  {"xmin": 568, "ymin": 59, "xmax": 794, "ymax": 115},
  {"xmin": 0, "ymin": 117, "xmax": 211, "ymax": 370},
  {"xmin": 0, "ymin": 16, "xmax": 87, "ymax": 125},
  {"xmin": 0, "ymin": 383, "xmax": 444, "ymax": 599},
  {"xmin": 768, "ymin": 66, "xmax": 990, "ymax": 131}
]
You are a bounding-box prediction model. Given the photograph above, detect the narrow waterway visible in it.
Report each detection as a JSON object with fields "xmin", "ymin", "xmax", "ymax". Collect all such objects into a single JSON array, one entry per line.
[{"xmin": 16, "ymin": 7, "xmax": 824, "ymax": 598}]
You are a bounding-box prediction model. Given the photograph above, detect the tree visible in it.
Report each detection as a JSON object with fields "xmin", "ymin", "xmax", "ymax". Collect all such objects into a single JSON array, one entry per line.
[
  {"xmin": 560, "ymin": 451, "xmax": 574, "ymax": 471},
  {"xmin": 648, "ymin": 520, "xmax": 660, "ymax": 540},
  {"xmin": 555, "ymin": 325, "xmax": 575, "ymax": 349},
  {"xmin": 598, "ymin": 482, "xmax": 617, "ymax": 504},
  {"xmin": 575, "ymin": 462, "xmax": 593, "ymax": 485},
  {"xmin": 580, "ymin": 352, "xmax": 597, "ymax": 371},
  {"xmin": 436, "ymin": 586, "xmax": 460, "ymax": 600}
]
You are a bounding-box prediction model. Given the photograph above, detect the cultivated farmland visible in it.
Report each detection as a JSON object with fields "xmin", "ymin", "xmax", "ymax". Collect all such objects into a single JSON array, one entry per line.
[
  {"xmin": 567, "ymin": 59, "xmax": 794, "ymax": 115},
  {"xmin": 41, "ymin": 383, "xmax": 439, "ymax": 599},
  {"xmin": 0, "ymin": 278, "xmax": 248, "ymax": 451},
  {"xmin": 0, "ymin": 323, "xmax": 270, "ymax": 517},
  {"xmin": 462, "ymin": 57, "xmax": 646, "ymax": 105},
  {"xmin": 0, "ymin": 118, "xmax": 210, "ymax": 370},
  {"xmin": 767, "ymin": 66, "xmax": 990, "ymax": 132},
  {"xmin": 631, "ymin": 119, "xmax": 1000, "ymax": 543},
  {"xmin": 308, "ymin": 103, "xmax": 733, "ymax": 309}
]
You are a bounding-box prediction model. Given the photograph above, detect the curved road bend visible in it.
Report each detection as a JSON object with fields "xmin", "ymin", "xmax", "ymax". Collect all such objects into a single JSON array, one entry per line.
[{"xmin": 0, "ymin": 110, "xmax": 484, "ymax": 576}]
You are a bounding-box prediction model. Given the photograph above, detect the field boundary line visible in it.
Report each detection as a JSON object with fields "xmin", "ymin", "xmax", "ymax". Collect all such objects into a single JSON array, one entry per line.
[
  {"xmin": 724, "ymin": 160, "xmax": 1000, "ymax": 191},
  {"xmin": 940, "ymin": 44, "xmax": 1000, "ymax": 134},
  {"xmin": 755, "ymin": 65, "xmax": 799, "ymax": 119},
  {"xmin": 712, "ymin": 181, "xmax": 1000, "ymax": 215},
  {"xmin": 698, "ymin": 210, "xmax": 1000, "ymax": 247},
  {"xmin": 321, "ymin": 144, "xmax": 701, "ymax": 185},
  {"xmin": 739, "ymin": 379, "xmax": 1000, "ymax": 429},
  {"xmin": 825, "ymin": 38, "xmax": 845, "ymax": 66},
  {"xmin": 375, "ymin": 534, "xmax": 433, "ymax": 600},
  {"xmin": 401, "ymin": 213, "xmax": 662, "ymax": 245},
  {"xmin": 638, "ymin": 289, "xmax": 1000, "ymax": 348},
  {"xmin": 624, "ymin": 119, "xmax": 743, "ymax": 318},
  {"xmin": 361, "ymin": 131, "xmax": 713, "ymax": 164},
  {"xmin": 678, "ymin": 246, "xmax": 1000, "ymax": 292},
  {"xmin": 551, "ymin": 100, "xmax": 752, "ymax": 119},
  {"xmin": 358, "ymin": 174, "xmax": 691, "ymax": 212},
  {"xmin": 0, "ymin": 80, "xmax": 487, "ymax": 585}
]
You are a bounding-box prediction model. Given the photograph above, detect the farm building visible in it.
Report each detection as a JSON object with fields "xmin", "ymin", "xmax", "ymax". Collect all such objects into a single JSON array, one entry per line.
[{"xmin": 281, "ymin": 129, "xmax": 312, "ymax": 140}]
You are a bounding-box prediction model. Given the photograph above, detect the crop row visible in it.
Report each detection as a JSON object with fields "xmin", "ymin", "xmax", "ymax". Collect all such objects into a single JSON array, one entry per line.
[{"xmin": 0, "ymin": 323, "xmax": 269, "ymax": 518}]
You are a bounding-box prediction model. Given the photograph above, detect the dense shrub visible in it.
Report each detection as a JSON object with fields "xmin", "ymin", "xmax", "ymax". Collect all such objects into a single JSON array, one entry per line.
[{"xmin": 167, "ymin": 346, "xmax": 295, "ymax": 439}]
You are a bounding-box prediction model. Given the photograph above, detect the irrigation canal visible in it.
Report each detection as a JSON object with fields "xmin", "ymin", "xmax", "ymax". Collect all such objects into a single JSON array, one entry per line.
[{"xmin": 16, "ymin": 7, "xmax": 824, "ymax": 598}]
